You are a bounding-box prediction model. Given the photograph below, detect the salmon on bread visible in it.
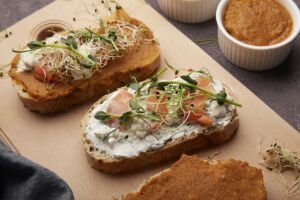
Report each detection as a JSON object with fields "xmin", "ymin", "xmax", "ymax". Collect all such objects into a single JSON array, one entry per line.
[{"xmin": 81, "ymin": 69, "xmax": 240, "ymax": 173}]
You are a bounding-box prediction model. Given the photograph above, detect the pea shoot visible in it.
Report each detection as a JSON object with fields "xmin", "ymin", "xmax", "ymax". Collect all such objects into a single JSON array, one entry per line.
[{"xmin": 13, "ymin": 39, "xmax": 97, "ymax": 69}]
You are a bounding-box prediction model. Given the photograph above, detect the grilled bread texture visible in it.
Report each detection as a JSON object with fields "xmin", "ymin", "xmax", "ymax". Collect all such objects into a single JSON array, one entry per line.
[{"xmin": 121, "ymin": 155, "xmax": 266, "ymax": 200}]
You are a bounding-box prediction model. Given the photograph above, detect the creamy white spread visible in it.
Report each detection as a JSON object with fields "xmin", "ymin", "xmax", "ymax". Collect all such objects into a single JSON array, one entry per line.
[
  {"xmin": 16, "ymin": 33, "xmax": 95, "ymax": 77},
  {"xmin": 17, "ymin": 34, "xmax": 64, "ymax": 72},
  {"xmin": 84, "ymin": 73, "xmax": 236, "ymax": 158},
  {"xmin": 17, "ymin": 50, "xmax": 42, "ymax": 72}
]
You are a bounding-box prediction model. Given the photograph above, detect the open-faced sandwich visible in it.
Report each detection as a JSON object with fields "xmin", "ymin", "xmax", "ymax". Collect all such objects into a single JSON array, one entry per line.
[
  {"xmin": 119, "ymin": 155, "xmax": 266, "ymax": 200},
  {"xmin": 9, "ymin": 8, "xmax": 160, "ymax": 113},
  {"xmin": 81, "ymin": 68, "xmax": 241, "ymax": 173}
]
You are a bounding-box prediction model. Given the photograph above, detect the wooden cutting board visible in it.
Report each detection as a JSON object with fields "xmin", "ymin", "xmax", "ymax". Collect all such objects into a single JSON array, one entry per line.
[{"xmin": 0, "ymin": 0, "xmax": 299, "ymax": 199}]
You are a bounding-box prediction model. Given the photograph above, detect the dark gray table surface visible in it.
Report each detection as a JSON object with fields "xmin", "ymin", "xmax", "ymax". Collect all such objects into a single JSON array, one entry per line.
[{"xmin": 0, "ymin": 0, "xmax": 299, "ymax": 132}]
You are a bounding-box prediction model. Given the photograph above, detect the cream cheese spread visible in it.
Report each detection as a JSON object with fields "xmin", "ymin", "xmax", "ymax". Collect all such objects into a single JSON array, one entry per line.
[
  {"xmin": 84, "ymin": 73, "xmax": 236, "ymax": 158},
  {"xmin": 17, "ymin": 50, "xmax": 42, "ymax": 72},
  {"xmin": 16, "ymin": 33, "xmax": 95, "ymax": 79}
]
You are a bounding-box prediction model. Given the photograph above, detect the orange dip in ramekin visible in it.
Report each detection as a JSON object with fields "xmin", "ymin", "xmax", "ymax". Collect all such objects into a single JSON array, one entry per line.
[{"xmin": 223, "ymin": 0, "xmax": 293, "ymax": 46}]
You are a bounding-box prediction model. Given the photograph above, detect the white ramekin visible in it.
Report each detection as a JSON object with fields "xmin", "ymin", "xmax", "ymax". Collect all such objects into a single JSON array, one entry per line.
[
  {"xmin": 158, "ymin": 0, "xmax": 221, "ymax": 23},
  {"xmin": 216, "ymin": 0, "xmax": 300, "ymax": 71}
]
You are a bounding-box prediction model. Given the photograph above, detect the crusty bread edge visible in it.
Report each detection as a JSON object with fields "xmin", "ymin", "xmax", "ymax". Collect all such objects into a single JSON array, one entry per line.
[{"xmin": 81, "ymin": 95, "xmax": 239, "ymax": 174}]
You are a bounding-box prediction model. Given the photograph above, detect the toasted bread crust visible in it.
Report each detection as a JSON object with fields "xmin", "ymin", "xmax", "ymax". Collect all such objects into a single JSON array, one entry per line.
[
  {"xmin": 9, "ymin": 11, "xmax": 160, "ymax": 113},
  {"xmin": 81, "ymin": 95, "xmax": 239, "ymax": 174},
  {"xmin": 122, "ymin": 155, "xmax": 266, "ymax": 200}
]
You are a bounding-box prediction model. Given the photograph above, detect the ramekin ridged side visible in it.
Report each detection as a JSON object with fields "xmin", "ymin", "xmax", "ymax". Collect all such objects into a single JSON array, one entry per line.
[
  {"xmin": 158, "ymin": 0, "xmax": 220, "ymax": 23},
  {"xmin": 218, "ymin": 29, "xmax": 294, "ymax": 70},
  {"xmin": 216, "ymin": 0, "xmax": 300, "ymax": 71}
]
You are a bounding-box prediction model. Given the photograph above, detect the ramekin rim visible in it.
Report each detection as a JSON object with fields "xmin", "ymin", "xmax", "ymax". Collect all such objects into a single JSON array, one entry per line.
[{"xmin": 216, "ymin": 0, "xmax": 300, "ymax": 51}]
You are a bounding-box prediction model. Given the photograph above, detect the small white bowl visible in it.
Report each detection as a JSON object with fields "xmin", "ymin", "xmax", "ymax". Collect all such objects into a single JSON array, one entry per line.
[
  {"xmin": 216, "ymin": 0, "xmax": 300, "ymax": 71},
  {"xmin": 158, "ymin": 0, "xmax": 220, "ymax": 23}
]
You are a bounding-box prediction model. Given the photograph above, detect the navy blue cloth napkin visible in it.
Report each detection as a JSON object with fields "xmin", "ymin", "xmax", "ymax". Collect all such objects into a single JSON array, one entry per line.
[{"xmin": 0, "ymin": 143, "xmax": 74, "ymax": 200}]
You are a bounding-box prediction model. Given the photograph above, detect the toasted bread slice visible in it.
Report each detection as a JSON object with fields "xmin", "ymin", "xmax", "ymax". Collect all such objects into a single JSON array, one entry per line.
[
  {"xmin": 9, "ymin": 10, "xmax": 160, "ymax": 113},
  {"xmin": 121, "ymin": 155, "xmax": 266, "ymax": 200},
  {"xmin": 81, "ymin": 72, "xmax": 239, "ymax": 174}
]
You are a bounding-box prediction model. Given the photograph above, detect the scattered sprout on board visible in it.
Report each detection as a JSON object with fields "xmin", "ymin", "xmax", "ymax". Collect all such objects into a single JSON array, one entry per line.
[
  {"xmin": 0, "ymin": 29, "xmax": 12, "ymax": 42},
  {"xmin": 194, "ymin": 38, "xmax": 217, "ymax": 46},
  {"xmin": 260, "ymin": 141, "xmax": 300, "ymax": 196}
]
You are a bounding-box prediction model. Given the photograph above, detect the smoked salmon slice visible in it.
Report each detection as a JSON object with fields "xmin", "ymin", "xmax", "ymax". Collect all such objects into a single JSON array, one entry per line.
[
  {"xmin": 107, "ymin": 88, "xmax": 133, "ymax": 115},
  {"xmin": 33, "ymin": 65, "xmax": 60, "ymax": 82},
  {"xmin": 184, "ymin": 76, "xmax": 214, "ymax": 126},
  {"xmin": 146, "ymin": 93, "xmax": 168, "ymax": 117},
  {"xmin": 106, "ymin": 88, "xmax": 133, "ymax": 128}
]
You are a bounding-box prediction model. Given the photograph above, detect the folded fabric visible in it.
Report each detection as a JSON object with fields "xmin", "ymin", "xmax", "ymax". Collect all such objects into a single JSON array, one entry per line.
[{"xmin": 0, "ymin": 143, "xmax": 74, "ymax": 200}]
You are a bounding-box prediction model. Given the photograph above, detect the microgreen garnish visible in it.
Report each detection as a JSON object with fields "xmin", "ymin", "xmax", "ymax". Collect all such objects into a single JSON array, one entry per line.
[
  {"xmin": 119, "ymin": 111, "xmax": 133, "ymax": 125},
  {"xmin": 61, "ymin": 36, "xmax": 78, "ymax": 49},
  {"xmin": 129, "ymin": 82, "xmax": 140, "ymax": 90},
  {"xmin": 94, "ymin": 110, "xmax": 160, "ymax": 126},
  {"xmin": 119, "ymin": 111, "xmax": 160, "ymax": 125},
  {"xmin": 12, "ymin": 15, "xmax": 153, "ymax": 81},
  {"xmin": 94, "ymin": 67, "xmax": 241, "ymax": 142},
  {"xmin": 135, "ymin": 68, "xmax": 167, "ymax": 95},
  {"xmin": 13, "ymin": 40, "xmax": 97, "ymax": 68},
  {"xmin": 148, "ymin": 79, "xmax": 241, "ymax": 107},
  {"xmin": 260, "ymin": 141, "xmax": 300, "ymax": 196},
  {"xmin": 85, "ymin": 28, "xmax": 120, "ymax": 51},
  {"xmin": 88, "ymin": 54, "xmax": 98, "ymax": 62},
  {"xmin": 28, "ymin": 41, "xmax": 45, "ymax": 50},
  {"xmin": 94, "ymin": 110, "xmax": 160, "ymax": 141},
  {"xmin": 95, "ymin": 128, "xmax": 118, "ymax": 141},
  {"xmin": 180, "ymin": 75, "xmax": 197, "ymax": 85},
  {"xmin": 129, "ymin": 75, "xmax": 141, "ymax": 90},
  {"xmin": 129, "ymin": 98, "xmax": 144, "ymax": 112},
  {"xmin": 213, "ymin": 91, "xmax": 227, "ymax": 105},
  {"xmin": 95, "ymin": 111, "xmax": 111, "ymax": 121},
  {"xmin": 108, "ymin": 31, "xmax": 117, "ymax": 41}
]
